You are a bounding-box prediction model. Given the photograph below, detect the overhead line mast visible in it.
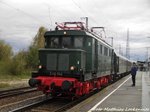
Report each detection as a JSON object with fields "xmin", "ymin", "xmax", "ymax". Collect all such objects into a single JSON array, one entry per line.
[{"xmin": 126, "ymin": 28, "xmax": 130, "ymax": 59}]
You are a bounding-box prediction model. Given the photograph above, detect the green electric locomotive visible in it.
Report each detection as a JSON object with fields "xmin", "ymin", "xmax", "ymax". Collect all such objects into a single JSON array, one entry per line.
[{"xmin": 29, "ymin": 22, "xmax": 132, "ymax": 98}]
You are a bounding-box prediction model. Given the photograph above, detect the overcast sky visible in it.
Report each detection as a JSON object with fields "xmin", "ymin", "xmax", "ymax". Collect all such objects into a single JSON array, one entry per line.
[{"xmin": 0, "ymin": 0, "xmax": 150, "ymax": 61}]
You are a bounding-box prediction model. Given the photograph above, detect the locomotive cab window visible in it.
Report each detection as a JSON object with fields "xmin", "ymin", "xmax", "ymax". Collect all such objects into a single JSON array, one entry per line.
[
  {"xmin": 62, "ymin": 36, "xmax": 72, "ymax": 48},
  {"xmin": 47, "ymin": 37, "xmax": 59, "ymax": 48},
  {"xmin": 74, "ymin": 36, "xmax": 83, "ymax": 48}
]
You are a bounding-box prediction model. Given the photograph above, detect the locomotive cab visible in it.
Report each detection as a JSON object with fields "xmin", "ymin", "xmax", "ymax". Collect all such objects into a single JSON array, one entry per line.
[{"xmin": 32, "ymin": 30, "xmax": 86, "ymax": 82}]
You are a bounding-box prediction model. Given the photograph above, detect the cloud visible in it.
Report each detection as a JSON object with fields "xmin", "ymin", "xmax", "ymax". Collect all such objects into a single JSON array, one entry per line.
[{"xmin": 0, "ymin": 0, "xmax": 150, "ymax": 61}]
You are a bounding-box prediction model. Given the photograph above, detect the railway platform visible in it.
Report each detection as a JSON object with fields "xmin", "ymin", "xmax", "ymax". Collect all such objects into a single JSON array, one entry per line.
[{"xmin": 67, "ymin": 72, "xmax": 150, "ymax": 112}]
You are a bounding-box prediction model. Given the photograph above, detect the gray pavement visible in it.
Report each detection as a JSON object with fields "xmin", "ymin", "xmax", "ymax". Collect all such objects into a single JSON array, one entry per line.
[
  {"xmin": 67, "ymin": 72, "xmax": 150, "ymax": 112},
  {"xmin": 142, "ymin": 71, "xmax": 150, "ymax": 110}
]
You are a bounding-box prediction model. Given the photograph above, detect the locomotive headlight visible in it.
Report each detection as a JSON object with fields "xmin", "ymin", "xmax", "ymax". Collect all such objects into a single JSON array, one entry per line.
[
  {"xmin": 38, "ymin": 65, "xmax": 42, "ymax": 69},
  {"xmin": 70, "ymin": 66, "xmax": 75, "ymax": 71},
  {"xmin": 64, "ymin": 31, "xmax": 67, "ymax": 35},
  {"xmin": 79, "ymin": 68, "xmax": 83, "ymax": 71}
]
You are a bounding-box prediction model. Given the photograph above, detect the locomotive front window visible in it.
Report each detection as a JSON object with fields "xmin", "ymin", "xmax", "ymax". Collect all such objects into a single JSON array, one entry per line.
[
  {"xmin": 62, "ymin": 37, "xmax": 71, "ymax": 48},
  {"xmin": 74, "ymin": 37, "xmax": 83, "ymax": 47},
  {"xmin": 49, "ymin": 37, "xmax": 59, "ymax": 48}
]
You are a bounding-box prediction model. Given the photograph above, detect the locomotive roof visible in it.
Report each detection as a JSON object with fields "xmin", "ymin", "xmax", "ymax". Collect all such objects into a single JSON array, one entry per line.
[
  {"xmin": 45, "ymin": 30, "xmax": 86, "ymax": 36},
  {"xmin": 85, "ymin": 31, "xmax": 112, "ymax": 48},
  {"xmin": 39, "ymin": 48, "xmax": 86, "ymax": 52},
  {"xmin": 45, "ymin": 30, "xmax": 112, "ymax": 49}
]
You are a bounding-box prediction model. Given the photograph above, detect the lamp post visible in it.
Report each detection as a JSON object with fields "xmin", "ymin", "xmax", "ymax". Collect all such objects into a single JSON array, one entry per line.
[
  {"xmin": 147, "ymin": 37, "xmax": 150, "ymax": 76},
  {"xmin": 146, "ymin": 47, "xmax": 149, "ymax": 71},
  {"xmin": 146, "ymin": 47, "xmax": 150, "ymax": 76}
]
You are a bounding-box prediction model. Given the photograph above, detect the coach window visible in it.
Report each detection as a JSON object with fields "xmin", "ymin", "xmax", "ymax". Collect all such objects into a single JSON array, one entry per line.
[
  {"xmin": 62, "ymin": 37, "xmax": 71, "ymax": 48},
  {"xmin": 50, "ymin": 37, "xmax": 59, "ymax": 48},
  {"xmin": 74, "ymin": 36, "xmax": 83, "ymax": 48}
]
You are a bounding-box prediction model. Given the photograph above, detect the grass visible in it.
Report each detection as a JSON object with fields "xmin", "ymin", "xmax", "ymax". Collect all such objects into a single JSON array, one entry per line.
[
  {"xmin": 0, "ymin": 74, "xmax": 30, "ymax": 81},
  {"xmin": 0, "ymin": 71, "xmax": 31, "ymax": 80},
  {"xmin": 0, "ymin": 83, "xmax": 10, "ymax": 88},
  {"xmin": 0, "ymin": 72, "xmax": 31, "ymax": 89}
]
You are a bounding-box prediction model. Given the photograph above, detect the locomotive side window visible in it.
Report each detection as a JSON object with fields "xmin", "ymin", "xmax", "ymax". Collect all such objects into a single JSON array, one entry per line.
[
  {"xmin": 62, "ymin": 37, "xmax": 71, "ymax": 48},
  {"xmin": 109, "ymin": 49, "xmax": 112, "ymax": 56},
  {"xmin": 104, "ymin": 47, "xmax": 108, "ymax": 56},
  {"xmin": 100, "ymin": 44, "xmax": 103, "ymax": 54},
  {"xmin": 74, "ymin": 37, "xmax": 83, "ymax": 47},
  {"xmin": 49, "ymin": 37, "xmax": 59, "ymax": 48}
]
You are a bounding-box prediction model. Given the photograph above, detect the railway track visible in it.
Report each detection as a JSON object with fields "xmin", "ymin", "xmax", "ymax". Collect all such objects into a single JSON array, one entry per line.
[
  {"xmin": 9, "ymin": 87, "xmax": 104, "ymax": 112},
  {"xmin": 0, "ymin": 87, "xmax": 44, "ymax": 112},
  {"xmin": 11, "ymin": 97, "xmax": 53, "ymax": 112},
  {"xmin": 0, "ymin": 87, "xmax": 30, "ymax": 93},
  {"xmin": 11, "ymin": 98, "xmax": 72, "ymax": 112},
  {"xmin": 0, "ymin": 76, "xmax": 126, "ymax": 112},
  {"xmin": 0, "ymin": 87, "xmax": 37, "ymax": 99},
  {"xmin": 0, "ymin": 94, "xmax": 47, "ymax": 112}
]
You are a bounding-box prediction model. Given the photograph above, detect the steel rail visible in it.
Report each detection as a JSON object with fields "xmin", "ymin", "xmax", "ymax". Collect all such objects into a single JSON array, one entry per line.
[
  {"xmin": 0, "ymin": 87, "xmax": 31, "ymax": 93},
  {"xmin": 0, "ymin": 87, "xmax": 37, "ymax": 99},
  {"xmin": 10, "ymin": 98, "xmax": 51, "ymax": 112}
]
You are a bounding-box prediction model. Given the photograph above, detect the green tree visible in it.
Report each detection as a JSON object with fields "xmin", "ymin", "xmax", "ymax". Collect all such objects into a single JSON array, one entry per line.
[
  {"xmin": 26, "ymin": 46, "xmax": 39, "ymax": 69},
  {"xmin": 27, "ymin": 26, "xmax": 47, "ymax": 69},
  {"xmin": 0, "ymin": 40, "xmax": 13, "ymax": 61},
  {"xmin": 33, "ymin": 26, "xmax": 47, "ymax": 48},
  {"xmin": 0, "ymin": 40, "xmax": 13, "ymax": 75},
  {"xmin": 10, "ymin": 50, "xmax": 28, "ymax": 75}
]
